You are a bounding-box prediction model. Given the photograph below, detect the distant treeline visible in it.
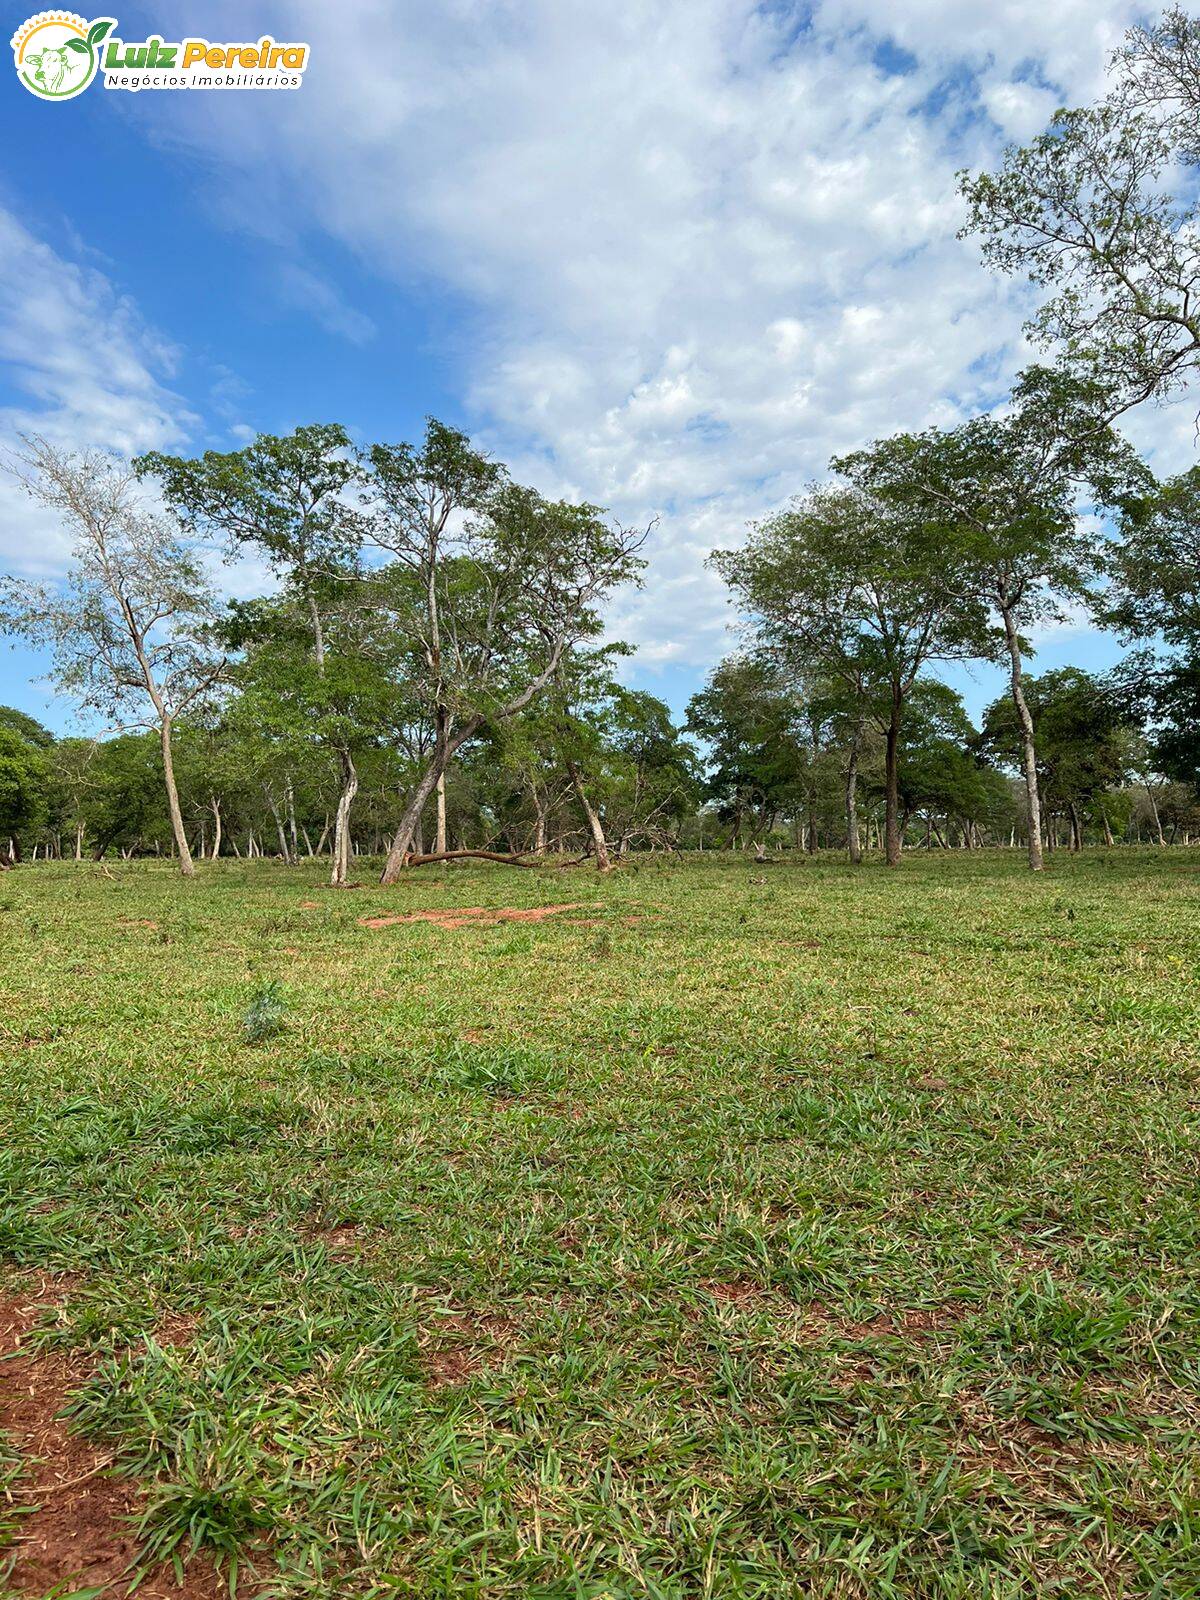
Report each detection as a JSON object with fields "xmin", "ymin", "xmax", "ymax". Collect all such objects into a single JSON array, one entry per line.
[{"xmin": 3, "ymin": 12, "xmax": 1200, "ymax": 877}]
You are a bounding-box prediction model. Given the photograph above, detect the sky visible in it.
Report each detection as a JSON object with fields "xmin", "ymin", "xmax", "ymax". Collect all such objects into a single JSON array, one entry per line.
[{"xmin": 1, "ymin": 0, "xmax": 1196, "ymax": 736}]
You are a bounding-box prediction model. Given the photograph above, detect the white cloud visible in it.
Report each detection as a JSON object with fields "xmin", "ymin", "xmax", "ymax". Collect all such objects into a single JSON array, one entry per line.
[
  {"xmin": 0, "ymin": 206, "xmax": 194, "ymax": 578},
  {"xmin": 135, "ymin": 0, "xmax": 1166, "ymax": 672}
]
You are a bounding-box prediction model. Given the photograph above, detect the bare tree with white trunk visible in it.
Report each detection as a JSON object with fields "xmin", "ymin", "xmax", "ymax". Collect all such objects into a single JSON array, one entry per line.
[{"xmin": 0, "ymin": 437, "xmax": 226, "ymax": 876}]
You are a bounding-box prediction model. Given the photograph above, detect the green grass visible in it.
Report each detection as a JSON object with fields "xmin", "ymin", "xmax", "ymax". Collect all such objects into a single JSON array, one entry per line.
[{"xmin": 2, "ymin": 850, "xmax": 1200, "ymax": 1598}]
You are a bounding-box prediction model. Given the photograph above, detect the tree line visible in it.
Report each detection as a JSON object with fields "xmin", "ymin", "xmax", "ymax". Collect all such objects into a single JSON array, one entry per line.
[{"xmin": 1, "ymin": 10, "xmax": 1199, "ymax": 878}]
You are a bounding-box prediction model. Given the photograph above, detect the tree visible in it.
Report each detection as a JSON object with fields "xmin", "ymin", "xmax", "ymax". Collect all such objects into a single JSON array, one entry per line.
[
  {"xmin": 0, "ymin": 439, "xmax": 225, "ymax": 876},
  {"xmin": 1106, "ymin": 466, "xmax": 1200, "ymax": 807},
  {"xmin": 0, "ymin": 707, "xmax": 53, "ymax": 748},
  {"xmin": 139, "ymin": 425, "xmax": 365, "ymax": 879},
  {"xmin": 47, "ymin": 736, "xmax": 98, "ymax": 860},
  {"xmin": 895, "ymin": 683, "xmax": 1012, "ymax": 849},
  {"xmin": 139, "ymin": 425, "xmax": 360, "ymax": 671},
  {"xmin": 1111, "ymin": 8, "xmax": 1200, "ymax": 162},
  {"xmin": 981, "ymin": 668, "xmax": 1136, "ymax": 850},
  {"xmin": 360, "ymin": 419, "xmax": 503, "ymax": 859},
  {"xmin": 545, "ymin": 650, "xmax": 699, "ymax": 868},
  {"xmin": 686, "ymin": 656, "xmax": 806, "ymax": 853},
  {"xmin": 713, "ymin": 474, "xmax": 989, "ymax": 865},
  {"xmin": 837, "ymin": 373, "xmax": 1141, "ymax": 869},
  {"xmin": 221, "ymin": 583, "xmax": 396, "ymax": 884},
  {"xmin": 362, "ymin": 442, "xmax": 647, "ymax": 881},
  {"xmin": 79, "ymin": 733, "xmax": 169, "ymax": 860},
  {"xmin": 960, "ymin": 11, "xmax": 1200, "ymax": 415},
  {"xmin": 0, "ymin": 720, "xmax": 48, "ymax": 864},
  {"xmin": 1109, "ymin": 464, "xmax": 1200, "ymax": 644}
]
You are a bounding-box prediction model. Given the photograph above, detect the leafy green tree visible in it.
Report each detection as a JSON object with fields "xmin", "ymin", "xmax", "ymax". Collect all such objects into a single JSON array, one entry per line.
[
  {"xmin": 139, "ymin": 425, "xmax": 365, "ymax": 879},
  {"xmin": 139, "ymin": 424, "xmax": 360, "ymax": 671},
  {"xmin": 714, "ymin": 472, "xmax": 990, "ymax": 866},
  {"xmin": 548, "ymin": 651, "xmax": 698, "ymax": 867},
  {"xmin": 0, "ymin": 707, "xmax": 53, "ymax": 747},
  {"xmin": 80, "ymin": 734, "xmax": 167, "ymax": 859},
  {"xmin": 981, "ymin": 669, "xmax": 1137, "ymax": 851},
  {"xmin": 220, "ymin": 580, "xmax": 398, "ymax": 881},
  {"xmin": 47, "ymin": 736, "xmax": 98, "ymax": 859},
  {"xmin": 894, "ymin": 683, "xmax": 1012, "ymax": 848},
  {"xmin": 836, "ymin": 372, "xmax": 1142, "ymax": 869},
  {"xmin": 960, "ymin": 11, "xmax": 1200, "ymax": 413},
  {"xmin": 362, "ymin": 419, "xmax": 504, "ymax": 857},
  {"xmin": 686, "ymin": 656, "xmax": 806, "ymax": 852},
  {"xmin": 1109, "ymin": 465, "xmax": 1200, "ymax": 645},
  {"xmin": 0, "ymin": 720, "xmax": 48, "ymax": 863},
  {"xmin": 364, "ymin": 444, "xmax": 647, "ymax": 879}
]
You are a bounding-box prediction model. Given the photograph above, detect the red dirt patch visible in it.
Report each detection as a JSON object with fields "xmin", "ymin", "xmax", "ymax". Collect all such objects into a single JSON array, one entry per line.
[
  {"xmin": 0, "ymin": 1278, "xmax": 231, "ymax": 1598},
  {"xmin": 359, "ymin": 903, "xmax": 586, "ymax": 931},
  {"xmin": 796, "ymin": 1300, "xmax": 962, "ymax": 1341},
  {"xmin": 421, "ymin": 1308, "xmax": 520, "ymax": 1387},
  {"xmin": 298, "ymin": 900, "xmax": 320, "ymax": 910},
  {"xmin": 151, "ymin": 1311, "xmax": 200, "ymax": 1350},
  {"xmin": 116, "ymin": 918, "xmax": 159, "ymax": 930},
  {"xmin": 304, "ymin": 1221, "xmax": 366, "ymax": 1258},
  {"xmin": 702, "ymin": 1278, "xmax": 771, "ymax": 1305}
]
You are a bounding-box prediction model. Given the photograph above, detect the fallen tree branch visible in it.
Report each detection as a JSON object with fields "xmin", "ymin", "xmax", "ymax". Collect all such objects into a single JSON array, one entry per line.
[
  {"xmin": 401, "ymin": 849, "xmax": 543, "ymax": 869},
  {"xmin": 397, "ymin": 848, "xmax": 598, "ymax": 871}
]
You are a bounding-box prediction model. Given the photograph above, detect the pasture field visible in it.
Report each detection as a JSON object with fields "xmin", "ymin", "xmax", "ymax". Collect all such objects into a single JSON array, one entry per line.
[{"xmin": 2, "ymin": 851, "xmax": 1200, "ymax": 1599}]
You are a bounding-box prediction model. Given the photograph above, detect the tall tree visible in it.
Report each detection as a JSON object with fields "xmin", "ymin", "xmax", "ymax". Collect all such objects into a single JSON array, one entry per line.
[
  {"xmin": 713, "ymin": 475, "xmax": 989, "ymax": 865},
  {"xmin": 139, "ymin": 426, "xmax": 364, "ymax": 877},
  {"xmin": 685, "ymin": 656, "xmax": 806, "ymax": 852},
  {"xmin": 981, "ymin": 668, "xmax": 1136, "ymax": 851},
  {"xmin": 363, "ymin": 447, "xmax": 646, "ymax": 881},
  {"xmin": 0, "ymin": 439, "xmax": 225, "ymax": 875},
  {"xmin": 361, "ymin": 420, "xmax": 503, "ymax": 858},
  {"xmin": 835, "ymin": 372, "xmax": 1141, "ymax": 869},
  {"xmin": 1109, "ymin": 464, "xmax": 1200, "ymax": 645},
  {"xmin": 0, "ymin": 720, "xmax": 48, "ymax": 865}
]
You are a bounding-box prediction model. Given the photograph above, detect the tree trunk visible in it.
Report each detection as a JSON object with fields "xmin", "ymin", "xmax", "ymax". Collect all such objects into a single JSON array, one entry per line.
[
  {"xmin": 566, "ymin": 758, "xmax": 610, "ymax": 871},
  {"xmin": 884, "ymin": 697, "xmax": 902, "ymax": 867},
  {"xmin": 74, "ymin": 821, "xmax": 84, "ymax": 861},
  {"xmin": 1002, "ymin": 605, "xmax": 1044, "ymax": 871},
  {"xmin": 160, "ymin": 716, "xmax": 195, "ymax": 877},
  {"xmin": 435, "ymin": 771, "xmax": 448, "ymax": 854},
  {"xmin": 1145, "ymin": 782, "xmax": 1165, "ymax": 845},
  {"xmin": 1068, "ymin": 800, "xmax": 1082, "ymax": 853},
  {"xmin": 381, "ymin": 717, "xmax": 482, "ymax": 883},
  {"xmin": 331, "ymin": 748, "xmax": 359, "ymax": 888},
  {"xmin": 845, "ymin": 744, "xmax": 862, "ymax": 864},
  {"xmin": 1099, "ymin": 807, "xmax": 1114, "ymax": 848},
  {"xmin": 434, "ymin": 707, "xmax": 450, "ymax": 854},
  {"xmin": 287, "ymin": 778, "xmax": 299, "ymax": 862},
  {"xmin": 532, "ymin": 788, "xmax": 547, "ymax": 855},
  {"xmin": 268, "ymin": 793, "xmax": 291, "ymax": 863},
  {"xmin": 210, "ymin": 797, "xmax": 223, "ymax": 861}
]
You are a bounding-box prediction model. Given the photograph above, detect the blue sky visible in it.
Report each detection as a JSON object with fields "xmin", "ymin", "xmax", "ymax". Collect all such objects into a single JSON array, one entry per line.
[{"xmin": 0, "ymin": 0, "xmax": 1183, "ymax": 737}]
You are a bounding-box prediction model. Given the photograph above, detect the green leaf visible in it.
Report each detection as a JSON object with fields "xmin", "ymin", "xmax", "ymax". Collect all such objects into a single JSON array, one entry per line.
[
  {"xmin": 65, "ymin": 37, "xmax": 89, "ymax": 53},
  {"xmin": 86, "ymin": 19, "xmax": 113, "ymax": 46}
]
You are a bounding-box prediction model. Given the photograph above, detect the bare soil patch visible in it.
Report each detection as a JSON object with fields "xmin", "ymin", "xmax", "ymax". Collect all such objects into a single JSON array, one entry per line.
[
  {"xmin": 421, "ymin": 1307, "xmax": 520, "ymax": 1387},
  {"xmin": 360, "ymin": 903, "xmax": 586, "ymax": 931},
  {"xmin": 0, "ymin": 1278, "xmax": 229, "ymax": 1598}
]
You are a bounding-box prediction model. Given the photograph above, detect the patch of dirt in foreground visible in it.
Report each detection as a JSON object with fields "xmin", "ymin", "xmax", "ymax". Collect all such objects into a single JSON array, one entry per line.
[
  {"xmin": 0, "ymin": 1278, "xmax": 229, "ymax": 1598},
  {"xmin": 360, "ymin": 903, "xmax": 587, "ymax": 930}
]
